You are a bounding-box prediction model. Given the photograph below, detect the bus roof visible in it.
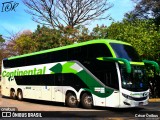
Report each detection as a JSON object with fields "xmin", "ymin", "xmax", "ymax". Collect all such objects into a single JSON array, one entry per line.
[{"xmin": 6, "ymin": 39, "xmax": 130, "ymax": 60}]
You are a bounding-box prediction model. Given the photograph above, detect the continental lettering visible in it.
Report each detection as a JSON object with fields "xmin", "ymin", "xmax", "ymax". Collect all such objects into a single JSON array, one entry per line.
[{"xmin": 2, "ymin": 66, "xmax": 46, "ymax": 77}]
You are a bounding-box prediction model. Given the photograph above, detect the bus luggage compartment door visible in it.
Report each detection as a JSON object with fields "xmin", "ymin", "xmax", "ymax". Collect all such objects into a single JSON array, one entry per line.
[
  {"xmin": 53, "ymin": 87, "xmax": 63, "ymax": 102},
  {"xmin": 42, "ymin": 86, "xmax": 52, "ymax": 101}
]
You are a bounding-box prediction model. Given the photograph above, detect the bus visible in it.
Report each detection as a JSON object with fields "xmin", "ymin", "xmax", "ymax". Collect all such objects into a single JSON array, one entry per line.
[{"xmin": 1, "ymin": 39, "xmax": 159, "ymax": 108}]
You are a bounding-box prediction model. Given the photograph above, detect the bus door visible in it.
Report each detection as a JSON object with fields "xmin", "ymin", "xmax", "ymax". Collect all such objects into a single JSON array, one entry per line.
[
  {"xmin": 104, "ymin": 69, "xmax": 120, "ymax": 107},
  {"xmin": 53, "ymin": 74, "xmax": 63, "ymax": 102}
]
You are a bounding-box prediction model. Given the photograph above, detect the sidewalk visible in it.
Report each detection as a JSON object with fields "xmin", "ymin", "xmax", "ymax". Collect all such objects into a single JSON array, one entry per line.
[{"xmin": 149, "ymin": 98, "xmax": 160, "ymax": 102}]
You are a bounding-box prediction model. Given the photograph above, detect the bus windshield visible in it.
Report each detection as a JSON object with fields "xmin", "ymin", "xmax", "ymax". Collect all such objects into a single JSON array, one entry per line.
[
  {"xmin": 110, "ymin": 43, "xmax": 140, "ymax": 62},
  {"xmin": 120, "ymin": 64, "xmax": 148, "ymax": 92}
]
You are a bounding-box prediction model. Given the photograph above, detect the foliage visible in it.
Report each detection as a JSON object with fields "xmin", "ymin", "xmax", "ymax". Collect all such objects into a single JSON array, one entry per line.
[
  {"xmin": 0, "ymin": 35, "xmax": 5, "ymax": 43},
  {"xmin": 106, "ymin": 19, "xmax": 160, "ymax": 62},
  {"xmin": 4, "ymin": 25, "xmax": 92, "ymax": 56},
  {"xmin": 13, "ymin": 30, "xmax": 33, "ymax": 54},
  {"xmin": 23, "ymin": 0, "xmax": 112, "ymax": 28},
  {"xmin": 0, "ymin": 35, "xmax": 5, "ymax": 72},
  {"xmin": 2, "ymin": 19, "xmax": 160, "ymax": 64},
  {"xmin": 90, "ymin": 25, "xmax": 108, "ymax": 39},
  {"xmin": 125, "ymin": 0, "xmax": 160, "ymax": 27}
]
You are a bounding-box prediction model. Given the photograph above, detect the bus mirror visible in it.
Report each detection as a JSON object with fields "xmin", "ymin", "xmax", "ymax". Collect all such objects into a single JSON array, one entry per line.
[
  {"xmin": 143, "ymin": 60, "xmax": 160, "ymax": 73},
  {"xmin": 97, "ymin": 57, "xmax": 131, "ymax": 73}
]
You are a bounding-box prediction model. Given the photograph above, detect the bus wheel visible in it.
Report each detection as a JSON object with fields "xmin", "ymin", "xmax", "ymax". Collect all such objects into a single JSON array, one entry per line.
[
  {"xmin": 17, "ymin": 90, "xmax": 23, "ymax": 101},
  {"xmin": 65, "ymin": 92, "xmax": 78, "ymax": 108},
  {"xmin": 81, "ymin": 93, "xmax": 93, "ymax": 109},
  {"xmin": 10, "ymin": 89, "xmax": 16, "ymax": 99}
]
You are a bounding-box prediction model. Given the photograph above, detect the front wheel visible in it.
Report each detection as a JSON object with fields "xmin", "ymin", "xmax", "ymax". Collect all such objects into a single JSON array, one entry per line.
[
  {"xmin": 17, "ymin": 90, "xmax": 23, "ymax": 101},
  {"xmin": 81, "ymin": 93, "xmax": 93, "ymax": 109},
  {"xmin": 65, "ymin": 93, "xmax": 78, "ymax": 108}
]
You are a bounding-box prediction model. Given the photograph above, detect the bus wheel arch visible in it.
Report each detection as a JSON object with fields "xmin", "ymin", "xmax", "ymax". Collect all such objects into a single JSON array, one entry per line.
[
  {"xmin": 80, "ymin": 91, "xmax": 93, "ymax": 109},
  {"xmin": 17, "ymin": 89, "xmax": 23, "ymax": 101},
  {"xmin": 10, "ymin": 88, "xmax": 16, "ymax": 99},
  {"xmin": 65, "ymin": 91, "xmax": 79, "ymax": 108}
]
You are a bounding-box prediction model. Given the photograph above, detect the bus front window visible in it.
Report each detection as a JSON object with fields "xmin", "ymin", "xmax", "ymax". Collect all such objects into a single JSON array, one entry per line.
[
  {"xmin": 120, "ymin": 65, "xmax": 148, "ymax": 92},
  {"xmin": 110, "ymin": 43, "xmax": 140, "ymax": 62}
]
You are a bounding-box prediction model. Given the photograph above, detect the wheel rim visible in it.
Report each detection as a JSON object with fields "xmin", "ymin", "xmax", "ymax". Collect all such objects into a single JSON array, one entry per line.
[
  {"xmin": 84, "ymin": 96, "xmax": 92, "ymax": 106},
  {"xmin": 69, "ymin": 95, "xmax": 77, "ymax": 105},
  {"xmin": 11, "ymin": 91, "xmax": 15, "ymax": 98}
]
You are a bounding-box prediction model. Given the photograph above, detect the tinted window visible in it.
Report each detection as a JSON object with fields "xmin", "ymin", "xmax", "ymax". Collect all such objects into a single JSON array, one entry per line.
[
  {"xmin": 50, "ymin": 50, "xmax": 68, "ymax": 62},
  {"xmin": 15, "ymin": 74, "xmax": 54, "ymax": 86},
  {"xmin": 82, "ymin": 44, "xmax": 118, "ymax": 89},
  {"xmin": 95, "ymin": 67, "xmax": 119, "ymax": 89},
  {"xmin": 120, "ymin": 65, "xmax": 148, "ymax": 92},
  {"xmin": 68, "ymin": 45, "xmax": 88, "ymax": 61},
  {"xmin": 3, "ymin": 49, "xmax": 68, "ymax": 68},
  {"xmin": 4, "ymin": 43, "xmax": 112, "ymax": 68},
  {"xmin": 88, "ymin": 44, "xmax": 112, "ymax": 60},
  {"xmin": 14, "ymin": 73, "xmax": 88, "ymax": 91},
  {"xmin": 110, "ymin": 43, "xmax": 140, "ymax": 62}
]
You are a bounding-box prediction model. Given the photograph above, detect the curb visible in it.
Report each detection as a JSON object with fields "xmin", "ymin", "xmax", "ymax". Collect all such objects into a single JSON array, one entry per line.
[{"xmin": 149, "ymin": 98, "xmax": 160, "ymax": 102}]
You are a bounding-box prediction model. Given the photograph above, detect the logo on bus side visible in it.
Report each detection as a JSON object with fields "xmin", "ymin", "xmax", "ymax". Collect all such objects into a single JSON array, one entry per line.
[{"xmin": 2, "ymin": 66, "xmax": 46, "ymax": 78}]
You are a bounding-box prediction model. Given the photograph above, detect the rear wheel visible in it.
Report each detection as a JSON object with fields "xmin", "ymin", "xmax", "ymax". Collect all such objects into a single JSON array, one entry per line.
[
  {"xmin": 10, "ymin": 89, "xmax": 16, "ymax": 99},
  {"xmin": 17, "ymin": 90, "xmax": 23, "ymax": 101},
  {"xmin": 65, "ymin": 92, "xmax": 78, "ymax": 108},
  {"xmin": 81, "ymin": 93, "xmax": 93, "ymax": 109}
]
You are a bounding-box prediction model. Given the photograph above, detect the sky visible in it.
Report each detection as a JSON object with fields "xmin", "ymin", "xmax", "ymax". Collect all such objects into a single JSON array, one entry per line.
[{"xmin": 0, "ymin": 0, "xmax": 135, "ymax": 39}]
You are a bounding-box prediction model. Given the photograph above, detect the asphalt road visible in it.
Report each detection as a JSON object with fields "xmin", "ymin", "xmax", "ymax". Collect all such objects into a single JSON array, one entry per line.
[{"xmin": 0, "ymin": 96, "xmax": 160, "ymax": 119}]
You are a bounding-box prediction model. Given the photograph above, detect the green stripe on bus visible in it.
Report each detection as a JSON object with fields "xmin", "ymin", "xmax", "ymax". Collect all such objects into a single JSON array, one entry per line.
[
  {"xmin": 76, "ymin": 70, "xmax": 114, "ymax": 98},
  {"xmin": 49, "ymin": 61, "xmax": 114, "ymax": 98}
]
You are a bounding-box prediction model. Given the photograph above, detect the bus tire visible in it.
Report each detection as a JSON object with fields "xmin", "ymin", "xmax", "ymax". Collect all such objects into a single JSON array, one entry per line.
[
  {"xmin": 81, "ymin": 93, "xmax": 93, "ymax": 109},
  {"xmin": 10, "ymin": 89, "xmax": 16, "ymax": 99},
  {"xmin": 17, "ymin": 90, "xmax": 23, "ymax": 101},
  {"xmin": 65, "ymin": 92, "xmax": 78, "ymax": 108}
]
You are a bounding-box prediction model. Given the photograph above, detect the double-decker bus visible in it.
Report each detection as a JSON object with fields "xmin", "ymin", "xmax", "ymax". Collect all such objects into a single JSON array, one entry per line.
[{"xmin": 1, "ymin": 39, "xmax": 159, "ymax": 108}]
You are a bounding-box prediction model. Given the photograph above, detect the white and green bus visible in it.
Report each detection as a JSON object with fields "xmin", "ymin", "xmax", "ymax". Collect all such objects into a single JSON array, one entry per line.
[{"xmin": 1, "ymin": 39, "xmax": 159, "ymax": 108}]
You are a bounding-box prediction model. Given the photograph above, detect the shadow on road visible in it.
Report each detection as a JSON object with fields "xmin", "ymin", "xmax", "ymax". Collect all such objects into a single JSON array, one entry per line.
[
  {"xmin": 0, "ymin": 95, "xmax": 149, "ymax": 113},
  {"xmin": 94, "ymin": 106, "xmax": 144, "ymax": 111},
  {"xmin": 2, "ymin": 95, "xmax": 160, "ymax": 118}
]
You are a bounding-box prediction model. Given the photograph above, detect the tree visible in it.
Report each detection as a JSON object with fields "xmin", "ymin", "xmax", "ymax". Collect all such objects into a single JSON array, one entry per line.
[
  {"xmin": 106, "ymin": 19, "xmax": 160, "ymax": 62},
  {"xmin": 0, "ymin": 35, "xmax": 5, "ymax": 73},
  {"xmin": 0, "ymin": 35, "xmax": 5, "ymax": 52},
  {"xmin": 0, "ymin": 35, "xmax": 5, "ymax": 43},
  {"xmin": 23, "ymin": 0, "xmax": 112, "ymax": 28},
  {"xmin": 31, "ymin": 25, "xmax": 64, "ymax": 51},
  {"xmin": 90, "ymin": 24, "xmax": 108, "ymax": 39},
  {"xmin": 125, "ymin": 0, "xmax": 160, "ymax": 26},
  {"xmin": 3, "ymin": 25, "xmax": 92, "ymax": 57},
  {"xmin": 3, "ymin": 31, "xmax": 24, "ymax": 57},
  {"xmin": 13, "ymin": 30, "xmax": 33, "ymax": 54},
  {"xmin": 30, "ymin": 25, "xmax": 92, "ymax": 52}
]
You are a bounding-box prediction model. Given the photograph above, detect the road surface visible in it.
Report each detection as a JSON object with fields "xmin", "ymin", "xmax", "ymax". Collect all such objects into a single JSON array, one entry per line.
[{"xmin": 0, "ymin": 96, "xmax": 160, "ymax": 119}]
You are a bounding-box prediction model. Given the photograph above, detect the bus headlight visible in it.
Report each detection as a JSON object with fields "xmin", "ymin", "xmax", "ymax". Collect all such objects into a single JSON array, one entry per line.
[{"xmin": 122, "ymin": 93, "xmax": 133, "ymax": 100}]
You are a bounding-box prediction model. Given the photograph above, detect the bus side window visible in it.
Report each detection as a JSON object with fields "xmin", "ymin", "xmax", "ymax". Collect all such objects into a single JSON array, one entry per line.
[
  {"xmin": 68, "ymin": 46, "xmax": 88, "ymax": 62},
  {"xmin": 68, "ymin": 47, "xmax": 79, "ymax": 61},
  {"xmin": 62, "ymin": 73, "xmax": 88, "ymax": 91},
  {"xmin": 87, "ymin": 44, "xmax": 112, "ymax": 60},
  {"xmin": 50, "ymin": 50, "xmax": 68, "ymax": 63}
]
